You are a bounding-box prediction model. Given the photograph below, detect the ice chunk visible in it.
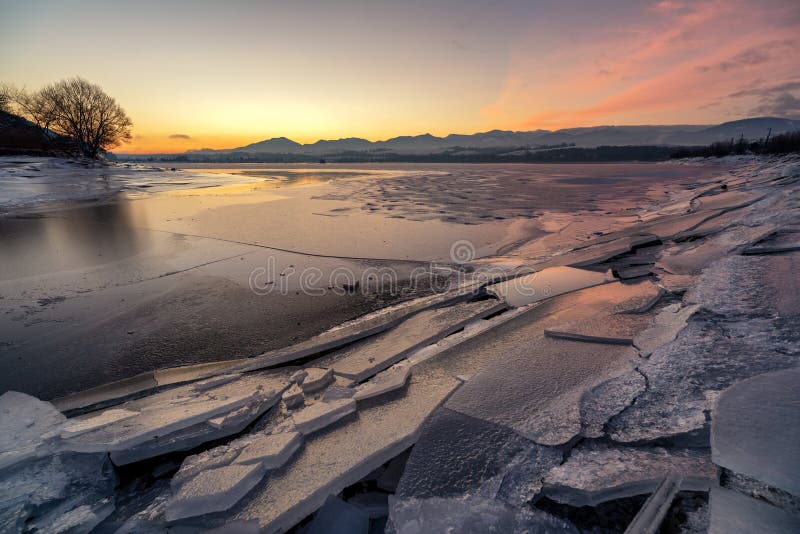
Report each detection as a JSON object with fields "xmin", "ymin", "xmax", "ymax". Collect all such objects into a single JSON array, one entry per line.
[
  {"xmin": 486, "ymin": 266, "xmax": 614, "ymax": 307},
  {"xmin": 624, "ymin": 472, "xmax": 682, "ymax": 534},
  {"xmin": 235, "ymin": 432, "xmax": 302, "ymax": 469},
  {"xmin": 60, "ymin": 409, "xmax": 139, "ymax": 438},
  {"xmin": 388, "ymin": 494, "xmax": 579, "ymax": 534},
  {"xmin": 300, "ymin": 367, "xmax": 333, "ymax": 393},
  {"xmin": 0, "ymin": 391, "xmax": 66, "ymax": 470},
  {"xmin": 711, "ymin": 368, "xmax": 800, "ymax": 496},
  {"xmin": 172, "ymin": 448, "xmax": 242, "ymax": 491},
  {"xmin": 709, "ymin": 486, "xmax": 800, "ymax": 534},
  {"xmin": 307, "ymin": 495, "xmax": 369, "ymax": 534},
  {"xmin": 321, "ymin": 384, "xmax": 356, "ymax": 401},
  {"xmin": 282, "ymin": 384, "xmax": 304, "ymax": 409},
  {"xmin": 292, "ymin": 398, "xmax": 356, "ymax": 434},
  {"xmin": 166, "ymin": 463, "xmax": 266, "ymax": 521},
  {"xmin": 329, "ymin": 299, "xmax": 504, "ymax": 382},
  {"xmin": 542, "ymin": 442, "xmax": 714, "ymax": 506},
  {"xmin": 579, "ymin": 371, "xmax": 647, "ymax": 438},
  {"xmin": 192, "ymin": 373, "xmax": 241, "ymax": 392},
  {"xmin": 353, "ymin": 362, "xmax": 412, "ymax": 401}
]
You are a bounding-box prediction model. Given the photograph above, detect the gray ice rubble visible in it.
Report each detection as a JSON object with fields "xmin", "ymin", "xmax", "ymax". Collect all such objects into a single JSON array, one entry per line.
[
  {"xmin": 282, "ymin": 383, "xmax": 304, "ymax": 408},
  {"xmin": 291, "ymin": 398, "xmax": 357, "ymax": 434},
  {"xmin": 486, "ymin": 265, "xmax": 614, "ymax": 307},
  {"xmin": 541, "ymin": 442, "xmax": 714, "ymax": 507}
]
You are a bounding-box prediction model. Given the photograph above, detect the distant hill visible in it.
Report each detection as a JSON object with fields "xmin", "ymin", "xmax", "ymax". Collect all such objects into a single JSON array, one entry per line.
[{"xmin": 116, "ymin": 117, "xmax": 800, "ymax": 162}]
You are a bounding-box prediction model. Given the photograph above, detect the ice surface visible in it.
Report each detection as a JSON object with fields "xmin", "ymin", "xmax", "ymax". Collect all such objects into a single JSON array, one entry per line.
[
  {"xmin": 228, "ymin": 370, "xmax": 459, "ymax": 532},
  {"xmin": 234, "ymin": 431, "xmax": 302, "ymax": 469},
  {"xmin": 329, "ymin": 299, "xmax": 504, "ymax": 381},
  {"xmin": 709, "ymin": 486, "xmax": 800, "ymax": 534},
  {"xmin": 541, "ymin": 442, "xmax": 714, "ymax": 506},
  {"xmin": 292, "ymin": 398, "xmax": 357, "ymax": 434},
  {"xmin": 0, "ymin": 391, "xmax": 65, "ymax": 470},
  {"xmin": 711, "ymin": 368, "xmax": 800, "ymax": 496},
  {"xmin": 307, "ymin": 495, "xmax": 369, "ymax": 534},
  {"xmin": 165, "ymin": 463, "xmax": 266, "ymax": 521},
  {"xmin": 299, "ymin": 367, "xmax": 333, "ymax": 393},
  {"xmin": 633, "ymin": 303, "xmax": 699, "ymax": 357},
  {"xmin": 61, "ymin": 408, "xmax": 139, "ymax": 438},
  {"xmin": 353, "ymin": 361, "xmax": 412, "ymax": 401},
  {"xmin": 389, "ymin": 494, "xmax": 579, "ymax": 534},
  {"xmin": 486, "ymin": 266, "xmax": 614, "ymax": 307}
]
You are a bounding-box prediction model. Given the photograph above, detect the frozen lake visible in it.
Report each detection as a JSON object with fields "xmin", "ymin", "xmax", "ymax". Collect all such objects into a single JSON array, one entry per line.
[{"xmin": 0, "ymin": 159, "xmax": 722, "ymax": 399}]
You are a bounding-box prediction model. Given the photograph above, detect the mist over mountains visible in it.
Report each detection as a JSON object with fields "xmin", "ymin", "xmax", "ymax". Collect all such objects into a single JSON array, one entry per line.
[{"xmin": 119, "ymin": 117, "xmax": 800, "ymax": 162}]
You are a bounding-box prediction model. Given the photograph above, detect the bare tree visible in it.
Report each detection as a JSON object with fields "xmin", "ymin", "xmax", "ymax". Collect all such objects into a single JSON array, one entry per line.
[
  {"xmin": 0, "ymin": 84, "xmax": 10, "ymax": 113},
  {"xmin": 8, "ymin": 78, "xmax": 132, "ymax": 158}
]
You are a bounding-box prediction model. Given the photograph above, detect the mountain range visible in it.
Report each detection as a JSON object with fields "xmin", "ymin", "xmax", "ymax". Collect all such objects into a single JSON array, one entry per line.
[{"xmin": 182, "ymin": 117, "xmax": 799, "ymax": 157}]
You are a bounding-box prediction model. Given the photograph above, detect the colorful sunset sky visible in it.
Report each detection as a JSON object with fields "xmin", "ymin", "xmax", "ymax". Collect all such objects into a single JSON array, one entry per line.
[{"xmin": 1, "ymin": 0, "xmax": 798, "ymax": 153}]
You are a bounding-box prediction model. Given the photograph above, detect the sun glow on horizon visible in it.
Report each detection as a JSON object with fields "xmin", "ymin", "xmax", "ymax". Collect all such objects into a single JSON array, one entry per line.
[{"xmin": 2, "ymin": 0, "xmax": 798, "ymax": 154}]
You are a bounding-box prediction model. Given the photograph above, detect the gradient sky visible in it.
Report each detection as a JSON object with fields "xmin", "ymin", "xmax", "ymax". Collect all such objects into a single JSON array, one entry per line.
[{"xmin": 1, "ymin": 0, "xmax": 798, "ymax": 153}]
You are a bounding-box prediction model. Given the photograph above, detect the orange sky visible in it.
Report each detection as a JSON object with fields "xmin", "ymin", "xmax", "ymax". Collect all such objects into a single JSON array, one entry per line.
[{"xmin": 1, "ymin": 0, "xmax": 798, "ymax": 153}]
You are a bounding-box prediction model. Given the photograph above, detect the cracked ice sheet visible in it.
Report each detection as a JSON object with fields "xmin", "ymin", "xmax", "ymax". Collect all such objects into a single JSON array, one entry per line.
[
  {"xmin": 609, "ymin": 253, "xmax": 800, "ymax": 444},
  {"xmin": 0, "ymin": 391, "xmax": 65, "ymax": 470},
  {"xmin": 486, "ymin": 266, "xmax": 614, "ymax": 307},
  {"xmin": 62, "ymin": 372, "xmax": 289, "ymax": 455},
  {"xmin": 541, "ymin": 442, "xmax": 715, "ymax": 507}
]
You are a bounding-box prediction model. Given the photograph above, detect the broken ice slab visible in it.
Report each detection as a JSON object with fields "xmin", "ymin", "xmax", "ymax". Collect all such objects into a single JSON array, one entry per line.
[
  {"xmin": 541, "ymin": 442, "xmax": 714, "ymax": 507},
  {"xmin": 353, "ymin": 361, "xmax": 412, "ymax": 401},
  {"xmin": 299, "ymin": 367, "xmax": 333, "ymax": 393},
  {"xmin": 227, "ymin": 370, "xmax": 460, "ymax": 533},
  {"xmin": 545, "ymin": 312, "xmax": 655, "ymax": 345},
  {"xmin": 52, "ymin": 359, "xmax": 249, "ymax": 413},
  {"xmin": 743, "ymin": 229, "xmax": 800, "ymax": 254},
  {"xmin": 328, "ymin": 299, "xmax": 505, "ymax": 382},
  {"xmin": 711, "ymin": 368, "xmax": 800, "ymax": 497},
  {"xmin": 709, "ymin": 486, "xmax": 800, "ymax": 534},
  {"xmin": 446, "ymin": 335, "xmax": 638, "ymax": 446},
  {"xmin": 291, "ymin": 398, "xmax": 356, "ymax": 435},
  {"xmin": 234, "ymin": 432, "xmax": 302, "ymax": 469},
  {"xmin": 563, "ymin": 234, "xmax": 661, "ymax": 268},
  {"xmin": 61, "ymin": 408, "xmax": 139, "ymax": 439},
  {"xmin": 172, "ymin": 447, "xmax": 243, "ymax": 491},
  {"xmin": 693, "ymin": 190, "xmax": 763, "ymax": 212},
  {"xmin": 641, "ymin": 210, "xmax": 723, "ymax": 240},
  {"xmin": 191, "ymin": 373, "xmax": 242, "ymax": 392},
  {"xmin": 388, "ymin": 494, "xmax": 579, "ymax": 534},
  {"xmin": 61, "ymin": 372, "xmax": 288, "ymax": 459},
  {"xmin": 307, "ymin": 495, "xmax": 369, "ymax": 534},
  {"xmin": 165, "ymin": 462, "xmax": 266, "ymax": 521},
  {"xmin": 235, "ymin": 284, "xmax": 485, "ymax": 371},
  {"xmin": 0, "ymin": 391, "xmax": 66, "ymax": 470},
  {"xmin": 487, "ymin": 266, "xmax": 614, "ymax": 307},
  {"xmin": 632, "ymin": 303, "xmax": 699, "ymax": 357},
  {"xmin": 656, "ymin": 223, "xmax": 777, "ymax": 275}
]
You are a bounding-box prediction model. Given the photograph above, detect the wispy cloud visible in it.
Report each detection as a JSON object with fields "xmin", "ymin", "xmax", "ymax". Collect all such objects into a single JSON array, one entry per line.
[{"xmin": 168, "ymin": 134, "xmax": 192, "ymax": 140}]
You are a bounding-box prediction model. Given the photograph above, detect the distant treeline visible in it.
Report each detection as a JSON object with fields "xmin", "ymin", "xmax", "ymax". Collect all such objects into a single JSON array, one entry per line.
[
  {"xmin": 670, "ymin": 131, "xmax": 800, "ymax": 158},
  {"xmin": 116, "ymin": 144, "xmax": 680, "ymax": 164}
]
